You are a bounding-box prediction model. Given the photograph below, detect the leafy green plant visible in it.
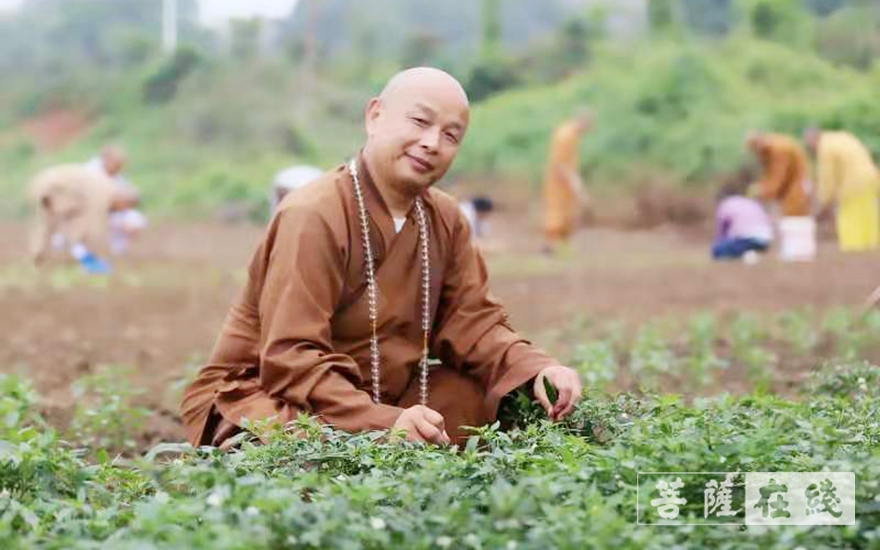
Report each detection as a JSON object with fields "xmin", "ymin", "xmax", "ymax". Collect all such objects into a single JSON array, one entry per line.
[
  {"xmin": 729, "ymin": 312, "xmax": 776, "ymax": 386},
  {"xmin": 684, "ymin": 312, "xmax": 727, "ymax": 387},
  {"xmin": 168, "ymin": 353, "xmax": 205, "ymax": 405},
  {"xmin": 69, "ymin": 366, "xmax": 151, "ymax": 456},
  {"xmin": 821, "ymin": 306, "xmax": 880, "ymax": 362},
  {"xmin": 629, "ymin": 321, "xmax": 675, "ymax": 388},
  {"xmin": 775, "ymin": 307, "xmax": 818, "ymax": 357},
  {"xmin": 569, "ymin": 340, "xmax": 618, "ymax": 388},
  {"xmin": 1, "ymin": 361, "xmax": 879, "ymax": 548}
]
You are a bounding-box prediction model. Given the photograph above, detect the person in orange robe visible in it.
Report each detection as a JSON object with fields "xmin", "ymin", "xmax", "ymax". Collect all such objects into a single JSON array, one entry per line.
[
  {"xmin": 745, "ymin": 132, "xmax": 812, "ymax": 217},
  {"xmin": 542, "ymin": 114, "xmax": 591, "ymax": 253},
  {"xmin": 181, "ymin": 68, "xmax": 583, "ymax": 448}
]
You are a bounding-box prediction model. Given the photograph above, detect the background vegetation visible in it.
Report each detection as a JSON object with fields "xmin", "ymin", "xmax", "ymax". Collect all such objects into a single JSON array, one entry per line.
[{"xmin": 3, "ymin": 0, "xmax": 880, "ymax": 217}]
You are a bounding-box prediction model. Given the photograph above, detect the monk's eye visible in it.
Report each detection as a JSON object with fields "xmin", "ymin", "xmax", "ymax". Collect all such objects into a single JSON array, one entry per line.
[
  {"xmin": 444, "ymin": 131, "xmax": 460, "ymax": 145},
  {"xmin": 411, "ymin": 117, "xmax": 429, "ymax": 128}
]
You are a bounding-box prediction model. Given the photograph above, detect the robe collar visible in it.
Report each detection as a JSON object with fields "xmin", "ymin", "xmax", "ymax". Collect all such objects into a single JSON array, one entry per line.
[{"xmin": 355, "ymin": 151, "xmax": 428, "ymax": 248}]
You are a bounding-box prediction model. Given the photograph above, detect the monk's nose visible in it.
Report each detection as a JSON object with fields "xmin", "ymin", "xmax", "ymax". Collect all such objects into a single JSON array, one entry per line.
[{"xmin": 419, "ymin": 127, "xmax": 441, "ymax": 152}]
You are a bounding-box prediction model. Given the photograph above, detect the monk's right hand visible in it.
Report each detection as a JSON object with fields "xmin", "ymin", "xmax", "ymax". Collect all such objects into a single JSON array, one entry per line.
[{"xmin": 393, "ymin": 405, "xmax": 450, "ymax": 445}]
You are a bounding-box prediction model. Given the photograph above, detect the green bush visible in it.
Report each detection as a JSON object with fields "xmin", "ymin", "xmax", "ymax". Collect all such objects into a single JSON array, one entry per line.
[
  {"xmin": 142, "ymin": 47, "xmax": 201, "ymax": 104},
  {"xmin": 465, "ymin": 56, "xmax": 523, "ymax": 102},
  {"xmin": 5, "ymin": 34, "xmax": 880, "ymax": 216},
  {"xmin": 454, "ymin": 36, "xmax": 871, "ymax": 189}
]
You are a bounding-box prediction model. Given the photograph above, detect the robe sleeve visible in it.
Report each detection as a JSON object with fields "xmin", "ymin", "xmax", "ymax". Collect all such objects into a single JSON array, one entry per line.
[
  {"xmin": 256, "ymin": 206, "xmax": 403, "ymax": 432},
  {"xmin": 430, "ymin": 209, "xmax": 560, "ymax": 416}
]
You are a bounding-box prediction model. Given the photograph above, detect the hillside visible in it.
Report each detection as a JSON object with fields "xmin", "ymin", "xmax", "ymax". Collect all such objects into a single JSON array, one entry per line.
[{"xmin": 2, "ymin": 35, "xmax": 878, "ymax": 217}]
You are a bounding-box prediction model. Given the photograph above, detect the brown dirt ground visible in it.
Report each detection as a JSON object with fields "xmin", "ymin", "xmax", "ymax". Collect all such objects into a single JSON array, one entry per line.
[
  {"xmin": 21, "ymin": 109, "xmax": 91, "ymax": 152},
  {"xmin": 1, "ymin": 210, "xmax": 879, "ymax": 449}
]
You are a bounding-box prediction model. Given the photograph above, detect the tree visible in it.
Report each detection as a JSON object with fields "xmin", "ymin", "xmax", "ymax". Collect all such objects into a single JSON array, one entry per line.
[
  {"xmin": 559, "ymin": 18, "xmax": 590, "ymax": 67},
  {"xmin": 737, "ymin": 0, "xmax": 812, "ymax": 46},
  {"xmin": 229, "ymin": 17, "xmax": 263, "ymax": 62},
  {"xmin": 464, "ymin": 61, "xmax": 520, "ymax": 102},
  {"xmin": 0, "ymin": 0, "xmax": 199, "ymax": 76},
  {"xmin": 681, "ymin": 0, "xmax": 733, "ymax": 36},
  {"xmin": 648, "ymin": 0, "xmax": 678, "ymax": 34},
  {"xmin": 401, "ymin": 31, "xmax": 442, "ymax": 68},
  {"xmin": 805, "ymin": 0, "xmax": 847, "ymax": 18},
  {"xmin": 480, "ymin": 0, "xmax": 502, "ymax": 59},
  {"xmin": 814, "ymin": 1, "xmax": 880, "ymax": 68},
  {"xmin": 142, "ymin": 47, "xmax": 201, "ymax": 104}
]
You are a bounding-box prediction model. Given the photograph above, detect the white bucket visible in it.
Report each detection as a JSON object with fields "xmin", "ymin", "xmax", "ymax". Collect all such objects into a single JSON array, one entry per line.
[{"xmin": 779, "ymin": 216, "xmax": 816, "ymax": 262}]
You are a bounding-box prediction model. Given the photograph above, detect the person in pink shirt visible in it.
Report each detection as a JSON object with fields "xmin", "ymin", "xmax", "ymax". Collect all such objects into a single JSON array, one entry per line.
[{"xmin": 712, "ymin": 184, "xmax": 774, "ymax": 260}]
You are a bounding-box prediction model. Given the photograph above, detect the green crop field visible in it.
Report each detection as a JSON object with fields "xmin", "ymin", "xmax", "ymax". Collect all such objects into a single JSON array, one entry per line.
[{"xmin": 3, "ymin": 307, "xmax": 879, "ymax": 549}]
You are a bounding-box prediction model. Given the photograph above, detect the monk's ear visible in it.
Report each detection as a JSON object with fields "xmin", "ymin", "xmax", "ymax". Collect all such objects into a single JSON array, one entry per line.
[{"xmin": 365, "ymin": 97, "xmax": 382, "ymax": 136}]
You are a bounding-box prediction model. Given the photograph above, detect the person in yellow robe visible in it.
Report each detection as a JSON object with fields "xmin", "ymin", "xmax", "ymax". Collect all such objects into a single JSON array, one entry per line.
[
  {"xmin": 805, "ymin": 128, "xmax": 880, "ymax": 251},
  {"xmin": 542, "ymin": 114, "xmax": 591, "ymax": 253}
]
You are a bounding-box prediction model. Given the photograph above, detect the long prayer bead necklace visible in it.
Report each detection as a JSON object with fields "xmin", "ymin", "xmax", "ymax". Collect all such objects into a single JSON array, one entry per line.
[{"xmin": 348, "ymin": 159, "xmax": 431, "ymax": 406}]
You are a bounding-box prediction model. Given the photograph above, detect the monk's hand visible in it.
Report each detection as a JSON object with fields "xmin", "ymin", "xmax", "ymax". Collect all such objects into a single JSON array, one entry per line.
[
  {"xmin": 534, "ymin": 366, "xmax": 583, "ymax": 422},
  {"xmin": 393, "ymin": 405, "xmax": 451, "ymax": 446}
]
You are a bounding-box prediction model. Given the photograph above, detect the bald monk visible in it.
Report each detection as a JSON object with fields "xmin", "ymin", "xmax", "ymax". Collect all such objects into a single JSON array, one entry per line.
[
  {"xmin": 28, "ymin": 163, "xmax": 139, "ymax": 274},
  {"xmin": 86, "ymin": 145, "xmax": 148, "ymax": 255},
  {"xmin": 542, "ymin": 114, "xmax": 591, "ymax": 252},
  {"xmin": 805, "ymin": 128, "xmax": 880, "ymax": 251},
  {"xmin": 745, "ymin": 132, "xmax": 811, "ymax": 217},
  {"xmin": 181, "ymin": 67, "xmax": 583, "ymax": 448}
]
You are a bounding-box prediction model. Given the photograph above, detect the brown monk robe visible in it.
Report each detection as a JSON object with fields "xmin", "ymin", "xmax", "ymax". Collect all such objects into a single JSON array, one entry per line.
[
  {"xmin": 747, "ymin": 132, "xmax": 811, "ymax": 217},
  {"xmin": 27, "ymin": 163, "xmax": 126, "ymax": 263},
  {"xmin": 542, "ymin": 115, "xmax": 591, "ymax": 251},
  {"xmin": 182, "ymin": 68, "xmax": 577, "ymax": 448}
]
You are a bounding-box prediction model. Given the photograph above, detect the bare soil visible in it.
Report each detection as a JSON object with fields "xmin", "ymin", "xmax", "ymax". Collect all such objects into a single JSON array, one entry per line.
[{"xmin": 1, "ymin": 210, "xmax": 878, "ymax": 448}]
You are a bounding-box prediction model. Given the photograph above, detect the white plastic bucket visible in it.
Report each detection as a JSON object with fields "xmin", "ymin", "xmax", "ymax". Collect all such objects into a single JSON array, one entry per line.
[{"xmin": 779, "ymin": 216, "xmax": 816, "ymax": 262}]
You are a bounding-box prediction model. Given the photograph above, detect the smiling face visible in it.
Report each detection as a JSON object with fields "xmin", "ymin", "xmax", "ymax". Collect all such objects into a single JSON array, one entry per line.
[{"xmin": 363, "ymin": 68, "xmax": 470, "ymax": 196}]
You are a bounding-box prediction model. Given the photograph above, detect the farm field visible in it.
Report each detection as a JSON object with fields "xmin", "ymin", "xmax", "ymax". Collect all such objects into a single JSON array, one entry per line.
[
  {"xmin": 1, "ymin": 216, "xmax": 879, "ymax": 548},
  {"xmin": 6, "ymin": 0, "xmax": 880, "ymax": 547}
]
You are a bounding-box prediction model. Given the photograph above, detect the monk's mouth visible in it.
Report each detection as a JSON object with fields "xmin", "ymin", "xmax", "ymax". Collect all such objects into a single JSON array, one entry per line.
[{"xmin": 405, "ymin": 154, "xmax": 434, "ymax": 173}]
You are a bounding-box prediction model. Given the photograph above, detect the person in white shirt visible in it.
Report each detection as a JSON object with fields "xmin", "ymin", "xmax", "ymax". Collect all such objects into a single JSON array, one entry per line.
[
  {"xmin": 270, "ymin": 165, "xmax": 325, "ymax": 213},
  {"xmin": 85, "ymin": 145, "xmax": 147, "ymax": 256},
  {"xmin": 459, "ymin": 195, "xmax": 494, "ymax": 239}
]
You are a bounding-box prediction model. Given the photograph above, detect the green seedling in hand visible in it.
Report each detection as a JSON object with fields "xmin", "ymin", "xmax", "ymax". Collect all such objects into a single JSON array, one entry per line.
[{"xmin": 543, "ymin": 375, "xmax": 559, "ymax": 406}]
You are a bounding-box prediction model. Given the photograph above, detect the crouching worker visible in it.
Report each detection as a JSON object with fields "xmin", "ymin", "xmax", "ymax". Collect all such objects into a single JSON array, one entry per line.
[
  {"xmin": 712, "ymin": 184, "xmax": 773, "ymax": 262},
  {"xmin": 28, "ymin": 163, "xmax": 140, "ymax": 274},
  {"xmin": 181, "ymin": 67, "xmax": 583, "ymax": 448}
]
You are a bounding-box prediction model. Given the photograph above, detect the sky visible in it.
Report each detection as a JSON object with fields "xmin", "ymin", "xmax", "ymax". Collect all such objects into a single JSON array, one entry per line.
[
  {"xmin": 0, "ymin": 0, "xmax": 300, "ymax": 27},
  {"xmin": 196, "ymin": 0, "xmax": 299, "ymax": 27}
]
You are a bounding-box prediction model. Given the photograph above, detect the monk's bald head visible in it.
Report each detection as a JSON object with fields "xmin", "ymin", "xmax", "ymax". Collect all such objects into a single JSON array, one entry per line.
[
  {"xmin": 101, "ymin": 144, "xmax": 127, "ymax": 176},
  {"xmin": 363, "ymin": 67, "xmax": 470, "ymax": 196},
  {"xmin": 745, "ymin": 131, "xmax": 767, "ymax": 153},
  {"xmin": 379, "ymin": 67, "xmax": 469, "ymax": 111}
]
